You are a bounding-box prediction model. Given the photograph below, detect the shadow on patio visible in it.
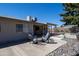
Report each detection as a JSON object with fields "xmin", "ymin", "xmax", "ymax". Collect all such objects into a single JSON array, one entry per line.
[
  {"xmin": 0, "ymin": 38, "xmax": 31, "ymax": 49},
  {"xmin": 0, "ymin": 32, "xmax": 31, "ymax": 49}
]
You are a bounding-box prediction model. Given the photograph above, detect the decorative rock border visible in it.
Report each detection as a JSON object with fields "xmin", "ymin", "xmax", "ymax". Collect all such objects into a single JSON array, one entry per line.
[{"xmin": 47, "ymin": 38, "xmax": 79, "ymax": 56}]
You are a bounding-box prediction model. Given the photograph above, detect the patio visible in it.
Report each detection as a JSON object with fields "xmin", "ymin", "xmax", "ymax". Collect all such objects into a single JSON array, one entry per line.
[{"xmin": 0, "ymin": 35, "xmax": 66, "ymax": 56}]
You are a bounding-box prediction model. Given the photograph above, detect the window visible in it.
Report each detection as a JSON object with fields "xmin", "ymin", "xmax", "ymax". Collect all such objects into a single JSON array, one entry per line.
[{"xmin": 16, "ymin": 24, "xmax": 23, "ymax": 32}]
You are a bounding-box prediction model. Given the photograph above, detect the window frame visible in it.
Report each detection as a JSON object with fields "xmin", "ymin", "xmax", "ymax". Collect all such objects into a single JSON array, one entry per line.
[{"xmin": 16, "ymin": 24, "xmax": 23, "ymax": 32}]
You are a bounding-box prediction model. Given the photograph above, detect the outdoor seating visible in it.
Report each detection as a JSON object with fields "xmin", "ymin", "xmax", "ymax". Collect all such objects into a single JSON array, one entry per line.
[
  {"xmin": 28, "ymin": 32, "xmax": 56, "ymax": 44},
  {"xmin": 41, "ymin": 32, "xmax": 51, "ymax": 43},
  {"xmin": 32, "ymin": 36, "xmax": 38, "ymax": 44},
  {"xmin": 28, "ymin": 33, "xmax": 33, "ymax": 40}
]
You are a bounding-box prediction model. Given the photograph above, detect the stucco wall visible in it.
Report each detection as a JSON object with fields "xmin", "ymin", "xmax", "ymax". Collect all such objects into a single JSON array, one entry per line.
[
  {"xmin": 0, "ymin": 18, "xmax": 33, "ymax": 43},
  {"xmin": 1, "ymin": 22, "xmax": 16, "ymax": 33},
  {"xmin": 0, "ymin": 32, "xmax": 28, "ymax": 44},
  {"xmin": 23, "ymin": 22, "xmax": 33, "ymax": 34},
  {"xmin": 28, "ymin": 23, "xmax": 33, "ymax": 34},
  {"xmin": 0, "ymin": 17, "xmax": 33, "ymax": 33}
]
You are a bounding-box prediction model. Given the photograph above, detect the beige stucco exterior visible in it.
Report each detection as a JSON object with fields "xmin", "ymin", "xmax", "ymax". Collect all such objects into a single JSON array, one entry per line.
[
  {"xmin": 0, "ymin": 17, "xmax": 34, "ymax": 34},
  {"xmin": 0, "ymin": 16, "xmax": 49, "ymax": 43},
  {"xmin": 0, "ymin": 16, "xmax": 34, "ymax": 43},
  {"xmin": 0, "ymin": 16, "xmax": 48, "ymax": 35}
]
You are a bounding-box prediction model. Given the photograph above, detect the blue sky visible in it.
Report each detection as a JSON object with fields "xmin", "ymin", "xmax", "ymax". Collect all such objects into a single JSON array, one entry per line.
[{"xmin": 0, "ymin": 3, "xmax": 64, "ymax": 26}]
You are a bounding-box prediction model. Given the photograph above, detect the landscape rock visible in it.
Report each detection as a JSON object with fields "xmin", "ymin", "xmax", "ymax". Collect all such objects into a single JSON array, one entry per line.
[{"xmin": 47, "ymin": 37, "xmax": 79, "ymax": 56}]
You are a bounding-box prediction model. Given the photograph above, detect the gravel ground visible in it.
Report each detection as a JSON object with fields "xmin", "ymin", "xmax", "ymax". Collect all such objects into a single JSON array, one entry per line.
[{"xmin": 47, "ymin": 37, "xmax": 79, "ymax": 56}]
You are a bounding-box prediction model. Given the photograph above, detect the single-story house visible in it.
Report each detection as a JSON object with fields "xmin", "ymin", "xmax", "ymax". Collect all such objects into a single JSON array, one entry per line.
[
  {"xmin": 0, "ymin": 16, "xmax": 55, "ymax": 43},
  {"xmin": 0, "ymin": 16, "xmax": 48, "ymax": 34}
]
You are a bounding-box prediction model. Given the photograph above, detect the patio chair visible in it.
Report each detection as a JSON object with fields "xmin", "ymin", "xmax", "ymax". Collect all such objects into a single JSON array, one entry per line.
[
  {"xmin": 41, "ymin": 32, "xmax": 51, "ymax": 43},
  {"xmin": 32, "ymin": 36, "xmax": 38, "ymax": 44},
  {"xmin": 28, "ymin": 33, "xmax": 33, "ymax": 41},
  {"xmin": 27, "ymin": 33, "xmax": 38, "ymax": 44}
]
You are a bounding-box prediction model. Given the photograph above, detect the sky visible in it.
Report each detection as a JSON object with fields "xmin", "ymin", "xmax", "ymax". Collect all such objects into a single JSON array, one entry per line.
[{"xmin": 0, "ymin": 3, "xmax": 64, "ymax": 26}]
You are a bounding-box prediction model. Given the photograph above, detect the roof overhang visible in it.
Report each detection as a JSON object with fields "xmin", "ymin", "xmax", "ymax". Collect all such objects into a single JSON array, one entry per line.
[{"xmin": 47, "ymin": 23, "xmax": 57, "ymax": 26}]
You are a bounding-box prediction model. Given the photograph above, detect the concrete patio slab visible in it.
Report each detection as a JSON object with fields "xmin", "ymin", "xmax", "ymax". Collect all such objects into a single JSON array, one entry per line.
[{"xmin": 0, "ymin": 36, "xmax": 67, "ymax": 56}]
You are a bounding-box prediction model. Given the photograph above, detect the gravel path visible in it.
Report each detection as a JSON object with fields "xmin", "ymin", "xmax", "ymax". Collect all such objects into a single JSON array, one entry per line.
[{"xmin": 47, "ymin": 38, "xmax": 79, "ymax": 56}]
